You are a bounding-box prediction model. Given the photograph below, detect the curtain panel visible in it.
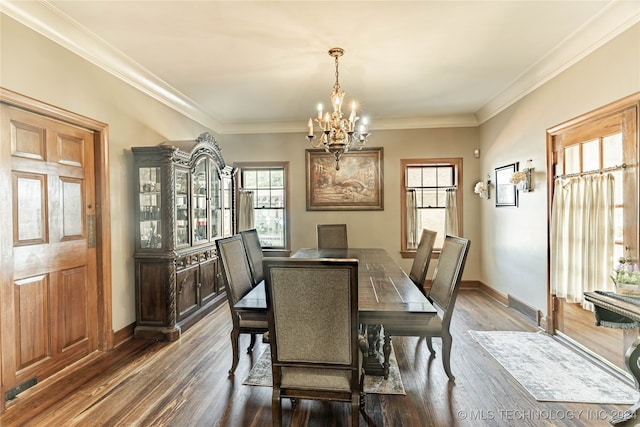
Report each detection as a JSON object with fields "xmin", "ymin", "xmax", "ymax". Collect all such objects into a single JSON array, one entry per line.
[
  {"xmin": 238, "ymin": 190, "xmax": 255, "ymax": 231},
  {"xmin": 406, "ymin": 189, "xmax": 418, "ymax": 249},
  {"xmin": 550, "ymin": 174, "xmax": 615, "ymax": 309},
  {"xmin": 445, "ymin": 188, "xmax": 459, "ymax": 237}
]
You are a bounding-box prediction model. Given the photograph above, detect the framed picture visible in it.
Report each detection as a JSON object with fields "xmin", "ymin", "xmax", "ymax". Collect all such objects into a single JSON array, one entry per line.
[
  {"xmin": 306, "ymin": 148, "xmax": 384, "ymax": 211},
  {"xmin": 495, "ymin": 163, "xmax": 518, "ymax": 207}
]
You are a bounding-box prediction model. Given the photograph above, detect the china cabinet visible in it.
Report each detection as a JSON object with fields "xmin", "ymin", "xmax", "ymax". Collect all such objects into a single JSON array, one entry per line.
[{"xmin": 132, "ymin": 132, "xmax": 235, "ymax": 341}]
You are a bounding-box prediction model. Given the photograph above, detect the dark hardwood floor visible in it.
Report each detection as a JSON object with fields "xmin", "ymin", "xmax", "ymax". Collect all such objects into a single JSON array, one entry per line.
[{"xmin": 1, "ymin": 290, "xmax": 634, "ymax": 426}]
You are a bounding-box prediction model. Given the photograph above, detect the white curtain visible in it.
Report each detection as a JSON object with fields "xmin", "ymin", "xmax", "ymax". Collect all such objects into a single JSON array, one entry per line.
[
  {"xmin": 406, "ymin": 189, "xmax": 418, "ymax": 249},
  {"xmin": 444, "ymin": 188, "xmax": 459, "ymax": 236},
  {"xmin": 238, "ymin": 190, "xmax": 254, "ymax": 231},
  {"xmin": 550, "ymin": 174, "xmax": 615, "ymax": 309}
]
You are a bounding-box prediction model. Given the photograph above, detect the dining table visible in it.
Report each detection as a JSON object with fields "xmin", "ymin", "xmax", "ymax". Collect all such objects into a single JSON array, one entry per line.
[{"xmin": 234, "ymin": 247, "xmax": 437, "ymax": 378}]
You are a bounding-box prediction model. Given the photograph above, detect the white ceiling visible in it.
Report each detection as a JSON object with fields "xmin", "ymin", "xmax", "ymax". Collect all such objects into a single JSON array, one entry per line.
[{"xmin": 3, "ymin": 1, "xmax": 639, "ymax": 134}]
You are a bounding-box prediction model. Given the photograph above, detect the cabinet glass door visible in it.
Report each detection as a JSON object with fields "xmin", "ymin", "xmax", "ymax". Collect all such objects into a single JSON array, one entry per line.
[
  {"xmin": 175, "ymin": 169, "xmax": 189, "ymax": 247},
  {"xmin": 210, "ymin": 159, "xmax": 222, "ymax": 239},
  {"xmin": 222, "ymin": 176, "xmax": 232, "ymax": 237},
  {"xmin": 193, "ymin": 159, "xmax": 208, "ymax": 243},
  {"xmin": 139, "ymin": 166, "xmax": 162, "ymax": 249}
]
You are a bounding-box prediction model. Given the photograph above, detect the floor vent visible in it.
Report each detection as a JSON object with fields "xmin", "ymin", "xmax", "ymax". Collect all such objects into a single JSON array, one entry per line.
[
  {"xmin": 5, "ymin": 377, "xmax": 37, "ymax": 402},
  {"xmin": 507, "ymin": 294, "xmax": 541, "ymax": 325}
]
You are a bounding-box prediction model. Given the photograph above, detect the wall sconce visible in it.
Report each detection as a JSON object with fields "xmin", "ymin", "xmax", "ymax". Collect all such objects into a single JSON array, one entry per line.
[
  {"xmin": 474, "ymin": 175, "xmax": 492, "ymax": 199},
  {"xmin": 510, "ymin": 159, "xmax": 533, "ymax": 192}
]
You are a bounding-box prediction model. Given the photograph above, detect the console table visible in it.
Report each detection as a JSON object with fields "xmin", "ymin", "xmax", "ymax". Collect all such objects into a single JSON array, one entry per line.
[{"xmin": 584, "ymin": 291, "xmax": 640, "ymax": 425}]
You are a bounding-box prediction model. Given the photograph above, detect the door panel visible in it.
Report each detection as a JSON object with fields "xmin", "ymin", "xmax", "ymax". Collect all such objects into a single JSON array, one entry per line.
[
  {"xmin": 15, "ymin": 275, "xmax": 50, "ymax": 372},
  {"xmin": 1, "ymin": 104, "xmax": 98, "ymax": 394}
]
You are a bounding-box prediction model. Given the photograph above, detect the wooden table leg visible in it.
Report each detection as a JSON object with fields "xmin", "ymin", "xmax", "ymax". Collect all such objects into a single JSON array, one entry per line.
[{"xmin": 611, "ymin": 338, "xmax": 640, "ymax": 426}]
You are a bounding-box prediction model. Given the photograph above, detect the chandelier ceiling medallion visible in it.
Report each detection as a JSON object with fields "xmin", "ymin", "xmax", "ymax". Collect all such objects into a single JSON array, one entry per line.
[{"xmin": 306, "ymin": 47, "xmax": 370, "ymax": 170}]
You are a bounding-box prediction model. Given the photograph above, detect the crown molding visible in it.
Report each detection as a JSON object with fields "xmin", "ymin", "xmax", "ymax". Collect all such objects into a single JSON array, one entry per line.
[
  {"xmin": 1, "ymin": 0, "xmax": 222, "ymax": 131},
  {"xmin": 219, "ymin": 114, "xmax": 478, "ymax": 135},
  {"xmin": 3, "ymin": 0, "xmax": 637, "ymax": 133},
  {"xmin": 475, "ymin": 0, "xmax": 640, "ymax": 125}
]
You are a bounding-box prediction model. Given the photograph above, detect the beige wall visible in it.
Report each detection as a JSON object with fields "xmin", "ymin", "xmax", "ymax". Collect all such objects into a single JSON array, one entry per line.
[
  {"xmin": 2, "ymin": 11, "xmax": 638, "ymax": 332},
  {"xmin": 477, "ymin": 23, "xmax": 640, "ymax": 315},
  {"xmin": 222, "ymin": 128, "xmax": 482, "ymax": 278},
  {"xmin": 1, "ymin": 15, "xmax": 211, "ymax": 331}
]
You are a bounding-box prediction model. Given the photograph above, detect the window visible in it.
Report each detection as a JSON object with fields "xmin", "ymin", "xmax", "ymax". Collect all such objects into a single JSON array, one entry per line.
[
  {"xmin": 234, "ymin": 162, "xmax": 290, "ymax": 254},
  {"xmin": 550, "ymin": 100, "xmax": 638, "ymax": 270},
  {"xmin": 400, "ymin": 158, "xmax": 463, "ymax": 257}
]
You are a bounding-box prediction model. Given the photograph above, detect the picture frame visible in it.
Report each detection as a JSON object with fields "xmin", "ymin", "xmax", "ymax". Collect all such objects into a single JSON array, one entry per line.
[
  {"xmin": 495, "ymin": 163, "xmax": 518, "ymax": 207},
  {"xmin": 306, "ymin": 148, "xmax": 384, "ymax": 211}
]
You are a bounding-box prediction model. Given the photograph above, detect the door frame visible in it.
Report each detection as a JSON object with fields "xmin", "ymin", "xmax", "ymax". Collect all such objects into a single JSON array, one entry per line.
[{"xmin": 0, "ymin": 88, "xmax": 113, "ymax": 401}]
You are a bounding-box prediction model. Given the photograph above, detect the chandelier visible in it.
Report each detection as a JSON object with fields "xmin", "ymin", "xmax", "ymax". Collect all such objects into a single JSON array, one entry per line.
[{"xmin": 306, "ymin": 47, "xmax": 370, "ymax": 170}]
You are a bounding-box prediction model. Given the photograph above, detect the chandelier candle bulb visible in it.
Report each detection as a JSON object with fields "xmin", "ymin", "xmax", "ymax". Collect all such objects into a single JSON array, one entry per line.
[
  {"xmin": 308, "ymin": 118, "xmax": 313, "ymax": 136},
  {"xmin": 317, "ymin": 104, "xmax": 323, "ymax": 119}
]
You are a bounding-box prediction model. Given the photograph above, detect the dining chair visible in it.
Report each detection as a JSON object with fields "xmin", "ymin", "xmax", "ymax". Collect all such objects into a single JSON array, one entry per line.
[
  {"xmin": 240, "ymin": 228, "xmax": 264, "ymax": 287},
  {"xmin": 316, "ymin": 223, "xmax": 348, "ymax": 249},
  {"xmin": 216, "ymin": 235, "xmax": 269, "ymax": 376},
  {"xmin": 385, "ymin": 235, "xmax": 470, "ymax": 381},
  {"xmin": 408, "ymin": 229, "xmax": 437, "ymax": 295},
  {"xmin": 263, "ymin": 257, "xmax": 364, "ymax": 427}
]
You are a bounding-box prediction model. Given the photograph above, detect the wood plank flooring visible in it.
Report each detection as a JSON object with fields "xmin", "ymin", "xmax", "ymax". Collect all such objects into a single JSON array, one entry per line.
[{"xmin": 2, "ymin": 290, "xmax": 635, "ymax": 426}]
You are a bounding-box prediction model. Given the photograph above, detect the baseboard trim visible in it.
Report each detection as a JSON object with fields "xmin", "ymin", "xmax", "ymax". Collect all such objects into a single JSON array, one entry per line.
[
  {"xmin": 507, "ymin": 294, "xmax": 542, "ymax": 326},
  {"xmin": 113, "ymin": 322, "xmax": 136, "ymax": 348}
]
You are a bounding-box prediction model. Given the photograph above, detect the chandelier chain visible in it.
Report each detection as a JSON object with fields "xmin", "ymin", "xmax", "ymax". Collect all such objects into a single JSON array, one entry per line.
[{"xmin": 334, "ymin": 55, "xmax": 340, "ymax": 91}]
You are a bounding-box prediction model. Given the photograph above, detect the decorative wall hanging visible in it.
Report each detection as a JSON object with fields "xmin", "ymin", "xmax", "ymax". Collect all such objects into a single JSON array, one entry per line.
[
  {"xmin": 306, "ymin": 148, "xmax": 383, "ymax": 211},
  {"xmin": 495, "ymin": 163, "xmax": 518, "ymax": 207}
]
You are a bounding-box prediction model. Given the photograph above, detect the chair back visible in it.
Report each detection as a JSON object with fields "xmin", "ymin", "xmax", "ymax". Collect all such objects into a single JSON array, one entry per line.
[
  {"xmin": 409, "ymin": 229, "xmax": 437, "ymax": 291},
  {"xmin": 240, "ymin": 229, "xmax": 264, "ymax": 287},
  {"xmin": 264, "ymin": 257, "xmax": 359, "ymax": 367},
  {"xmin": 427, "ymin": 235, "xmax": 470, "ymax": 326},
  {"xmin": 216, "ymin": 235, "xmax": 254, "ymax": 307},
  {"xmin": 316, "ymin": 224, "xmax": 348, "ymax": 249}
]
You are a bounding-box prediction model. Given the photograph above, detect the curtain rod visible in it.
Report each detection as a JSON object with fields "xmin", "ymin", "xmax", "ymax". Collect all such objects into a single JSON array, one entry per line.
[
  {"xmin": 554, "ymin": 163, "xmax": 626, "ymax": 180},
  {"xmin": 407, "ymin": 186, "xmax": 457, "ymax": 191}
]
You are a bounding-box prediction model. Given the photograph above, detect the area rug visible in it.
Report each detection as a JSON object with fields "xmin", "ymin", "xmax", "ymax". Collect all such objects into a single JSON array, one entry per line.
[
  {"xmin": 243, "ymin": 345, "xmax": 405, "ymax": 395},
  {"xmin": 469, "ymin": 330, "xmax": 639, "ymax": 404}
]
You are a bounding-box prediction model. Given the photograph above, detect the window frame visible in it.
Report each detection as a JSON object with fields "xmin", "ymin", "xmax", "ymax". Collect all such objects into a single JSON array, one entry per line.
[
  {"xmin": 234, "ymin": 161, "xmax": 291, "ymax": 256},
  {"xmin": 400, "ymin": 157, "xmax": 464, "ymax": 258},
  {"xmin": 546, "ymin": 93, "xmax": 639, "ymax": 330}
]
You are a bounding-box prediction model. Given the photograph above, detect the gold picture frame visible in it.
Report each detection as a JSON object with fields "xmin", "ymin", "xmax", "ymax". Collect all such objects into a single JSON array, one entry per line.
[{"xmin": 306, "ymin": 148, "xmax": 384, "ymax": 211}]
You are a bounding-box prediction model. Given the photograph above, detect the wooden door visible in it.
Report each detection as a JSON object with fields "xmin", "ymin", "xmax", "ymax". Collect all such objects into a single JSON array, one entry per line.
[{"xmin": 0, "ymin": 104, "xmax": 98, "ymax": 398}]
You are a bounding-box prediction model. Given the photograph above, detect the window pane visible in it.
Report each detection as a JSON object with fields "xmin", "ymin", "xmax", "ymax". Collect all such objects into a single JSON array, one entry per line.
[
  {"xmin": 422, "ymin": 167, "xmax": 437, "ymax": 187},
  {"xmin": 415, "ymin": 189, "xmax": 424, "ymax": 207},
  {"xmin": 612, "ymin": 170, "xmax": 623, "ymax": 205},
  {"xmin": 422, "ymin": 191, "xmax": 437, "ymax": 208},
  {"xmin": 271, "ymin": 189, "xmax": 284, "ymax": 207},
  {"xmin": 437, "ymin": 167, "xmax": 454, "ymax": 187},
  {"xmin": 255, "ymin": 208, "xmax": 284, "ymax": 246},
  {"xmin": 407, "ymin": 167, "xmax": 422, "ymax": 187},
  {"xmin": 243, "ymin": 170, "xmax": 257, "ymax": 188},
  {"xmin": 418, "ymin": 208, "xmax": 446, "ymax": 248},
  {"xmin": 614, "ymin": 207, "xmax": 624, "ymax": 242},
  {"xmin": 257, "ymin": 170, "xmax": 271, "ymax": 188},
  {"xmin": 565, "ymin": 145, "xmax": 580, "ymax": 174},
  {"xmin": 271, "ymin": 169, "xmax": 284, "ymax": 187},
  {"xmin": 582, "ymin": 139, "xmax": 600, "ymax": 172},
  {"xmin": 255, "ymin": 189, "xmax": 271, "ymax": 207},
  {"xmin": 602, "ymin": 133, "xmax": 623, "ymax": 168}
]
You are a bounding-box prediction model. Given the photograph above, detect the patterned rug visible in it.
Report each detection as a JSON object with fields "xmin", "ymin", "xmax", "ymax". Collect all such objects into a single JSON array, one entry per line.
[
  {"xmin": 243, "ymin": 345, "xmax": 405, "ymax": 395},
  {"xmin": 469, "ymin": 330, "xmax": 639, "ymax": 404}
]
